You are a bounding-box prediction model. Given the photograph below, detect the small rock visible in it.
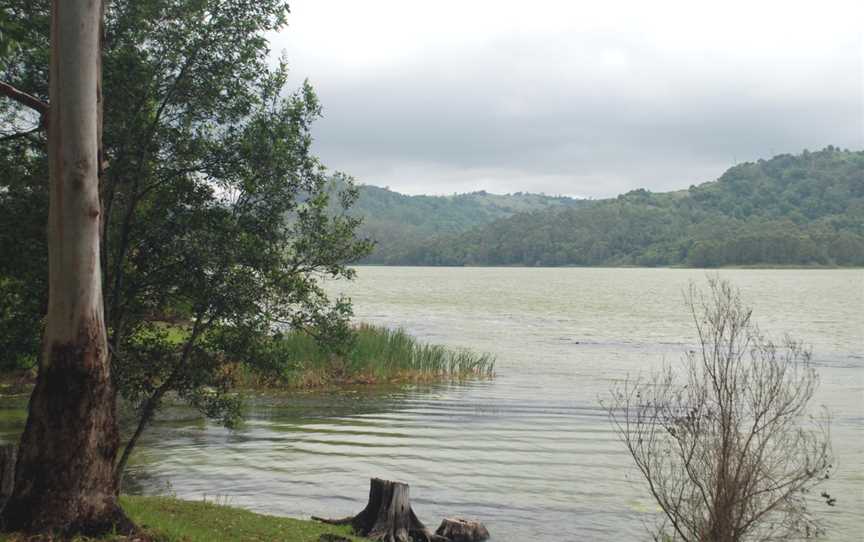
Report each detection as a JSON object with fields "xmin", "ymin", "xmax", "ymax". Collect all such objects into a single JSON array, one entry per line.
[{"xmin": 436, "ymin": 517, "xmax": 490, "ymax": 542}]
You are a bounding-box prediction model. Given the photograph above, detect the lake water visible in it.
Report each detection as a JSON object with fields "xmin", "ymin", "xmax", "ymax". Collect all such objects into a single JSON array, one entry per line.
[{"xmin": 2, "ymin": 268, "xmax": 862, "ymax": 540}]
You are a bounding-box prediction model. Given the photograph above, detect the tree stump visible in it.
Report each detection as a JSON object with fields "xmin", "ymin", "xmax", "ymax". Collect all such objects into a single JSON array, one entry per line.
[
  {"xmin": 314, "ymin": 478, "xmax": 447, "ymax": 542},
  {"xmin": 435, "ymin": 518, "xmax": 490, "ymax": 542}
]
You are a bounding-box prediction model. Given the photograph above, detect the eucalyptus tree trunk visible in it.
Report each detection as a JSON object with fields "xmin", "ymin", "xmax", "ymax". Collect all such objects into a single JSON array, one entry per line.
[{"xmin": 0, "ymin": 0, "xmax": 132, "ymax": 535}]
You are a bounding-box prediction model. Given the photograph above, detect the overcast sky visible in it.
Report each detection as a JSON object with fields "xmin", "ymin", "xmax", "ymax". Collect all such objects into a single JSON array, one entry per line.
[{"xmin": 270, "ymin": 0, "xmax": 864, "ymax": 198}]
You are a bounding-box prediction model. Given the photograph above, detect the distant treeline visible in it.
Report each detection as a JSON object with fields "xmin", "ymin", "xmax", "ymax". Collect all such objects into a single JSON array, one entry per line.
[
  {"xmin": 357, "ymin": 148, "xmax": 864, "ymax": 267},
  {"xmin": 345, "ymin": 185, "xmax": 587, "ymax": 263}
]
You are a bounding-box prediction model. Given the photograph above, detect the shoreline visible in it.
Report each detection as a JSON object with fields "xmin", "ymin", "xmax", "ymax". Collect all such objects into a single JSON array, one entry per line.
[{"xmin": 351, "ymin": 263, "xmax": 862, "ymax": 270}]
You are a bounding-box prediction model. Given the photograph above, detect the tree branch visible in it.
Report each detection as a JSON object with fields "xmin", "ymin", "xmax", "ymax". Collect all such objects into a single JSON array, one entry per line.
[{"xmin": 0, "ymin": 81, "xmax": 49, "ymax": 116}]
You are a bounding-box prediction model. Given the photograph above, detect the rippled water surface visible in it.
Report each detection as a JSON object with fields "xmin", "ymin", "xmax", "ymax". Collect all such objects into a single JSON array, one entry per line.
[{"xmin": 2, "ymin": 268, "xmax": 862, "ymax": 540}]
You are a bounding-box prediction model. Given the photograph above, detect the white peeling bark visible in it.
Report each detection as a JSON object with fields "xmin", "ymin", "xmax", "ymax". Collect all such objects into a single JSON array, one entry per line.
[{"xmin": 44, "ymin": 0, "xmax": 106, "ymax": 359}]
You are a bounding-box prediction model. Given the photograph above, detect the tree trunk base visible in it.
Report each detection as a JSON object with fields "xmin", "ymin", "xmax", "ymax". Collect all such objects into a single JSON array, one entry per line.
[
  {"xmin": 2, "ymin": 497, "xmax": 137, "ymax": 538},
  {"xmin": 315, "ymin": 478, "xmax": 447, "ymax": 542},
  {"xmin": 0, "ymin": 360, "xmax": 136, "ymax": 538}
]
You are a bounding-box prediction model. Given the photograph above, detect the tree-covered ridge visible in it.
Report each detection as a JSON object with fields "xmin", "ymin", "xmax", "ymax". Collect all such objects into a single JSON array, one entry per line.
[
  {"xmin": 363, "ymin": 148, "xmax": 864, "ymax": 267},
  {"xmin": 345, "ymin": 185, "xmax": 587, "ymax": 263}
]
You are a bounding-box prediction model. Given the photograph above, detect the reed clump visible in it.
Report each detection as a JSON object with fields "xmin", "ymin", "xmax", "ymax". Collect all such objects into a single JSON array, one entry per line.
[{"xmin": 257, "ymin": 324, "xmax": 495, "ymax": 389}]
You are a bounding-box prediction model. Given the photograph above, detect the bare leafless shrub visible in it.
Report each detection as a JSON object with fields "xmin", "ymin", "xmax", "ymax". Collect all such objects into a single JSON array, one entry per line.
[{"xmin": 606, "ymin": 277, "xmax": 833, "ymax": 541}]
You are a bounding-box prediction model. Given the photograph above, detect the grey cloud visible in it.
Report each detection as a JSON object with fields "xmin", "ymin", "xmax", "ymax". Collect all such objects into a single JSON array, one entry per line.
[{"xmin": 281, "ymin": 22, "xmax": 863, "ymax": 197}]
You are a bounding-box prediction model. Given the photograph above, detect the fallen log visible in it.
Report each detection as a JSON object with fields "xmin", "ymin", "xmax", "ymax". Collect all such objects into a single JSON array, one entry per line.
[{"xmin": 314, "ymin": 478, "xmax": 448, "ymax": 542}]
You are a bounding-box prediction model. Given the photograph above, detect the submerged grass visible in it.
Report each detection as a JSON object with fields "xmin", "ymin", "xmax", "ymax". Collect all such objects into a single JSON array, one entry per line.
[{"xmin": 256, "ymin": 324, "xmax": 495, "ymax": 389}]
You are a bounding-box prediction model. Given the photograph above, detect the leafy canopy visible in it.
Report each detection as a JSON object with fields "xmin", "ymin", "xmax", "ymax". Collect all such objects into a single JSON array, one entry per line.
[{"xmin": 0, "ymin": 0, "xmax": 371, "ymax": 463}]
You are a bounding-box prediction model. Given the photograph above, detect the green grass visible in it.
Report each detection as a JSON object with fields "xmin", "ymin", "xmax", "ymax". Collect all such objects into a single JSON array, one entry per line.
[
  {"xmin": 148, "ymin": 322, "xmax": 191, "ymax": 345},
  {"xmin": 0, "ymin": 496, "xmax": 366, "ymax": 541},
  {"xmin": 122, "ymin": 496, "xmax": 365, "ymax": 542},
  {"xmin": 270, "ymin": 324, "xmax": 495, "ymax": 388}
]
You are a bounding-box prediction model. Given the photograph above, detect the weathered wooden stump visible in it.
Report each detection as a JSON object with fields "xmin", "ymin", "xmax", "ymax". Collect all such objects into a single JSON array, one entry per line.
[
  {"xmin": 314, "ymin": 478, "xmax": 447, "ymax": 542},
  {"xmin": 435, "ymin": 518, "xmax": 490, "ymax": 542}
]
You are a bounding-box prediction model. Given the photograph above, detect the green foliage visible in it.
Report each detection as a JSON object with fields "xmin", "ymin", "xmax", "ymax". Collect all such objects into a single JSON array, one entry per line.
[
  {"xmin": 265, "ymin": 324, "xmax": 495, "ymax": 386},
  {"xmin": 0, "ymin": 1, "xmax": 49, "ymax": 368},
  {"xmin": 0, "ymin": 0, "xmax": 371, "ymax": 464},
  {"xmin": 369, "ymin": 148, "xmax": 864, "ymax": 267},
  {"xmin": 0, "ymin": 137, "xmax": 47, "ymax": 370},
  {"xmin": 339, "ymin": 183, "xmax": 587, "ymax": 264}
]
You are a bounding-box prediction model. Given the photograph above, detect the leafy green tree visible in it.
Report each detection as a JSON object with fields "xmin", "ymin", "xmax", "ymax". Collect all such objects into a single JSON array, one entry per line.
[{"xmin": 0, "ymin": 0, "xmax": 371, "ymax": 484}]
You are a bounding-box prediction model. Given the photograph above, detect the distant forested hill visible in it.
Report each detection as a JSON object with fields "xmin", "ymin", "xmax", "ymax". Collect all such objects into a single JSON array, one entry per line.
[
  {"xmin": 352, "ymin": 147, "xmax": 864, "ymax": 267},
  {"xmin": 346, "ymin": 186, "xmax": 588, "ymax": 263}
]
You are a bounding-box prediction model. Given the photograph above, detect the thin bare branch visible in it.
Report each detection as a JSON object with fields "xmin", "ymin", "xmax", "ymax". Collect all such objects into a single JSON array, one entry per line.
[
  {"xmin": 605, "ymin": 278, "xmax": 833, "ymax": 541},
  {"xmin": 0, "ymin": 81, "xmax": 49, "ymax": 116}
]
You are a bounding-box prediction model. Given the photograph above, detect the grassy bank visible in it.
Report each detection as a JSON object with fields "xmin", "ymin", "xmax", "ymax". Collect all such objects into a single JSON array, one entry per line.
[
  {"xmin": 247, "ymin": 324, "xmax": 495, "ymax": 389},
  {"xmin": 0, "ymin": 495, "xmax": 367, "ymax": 541}
]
